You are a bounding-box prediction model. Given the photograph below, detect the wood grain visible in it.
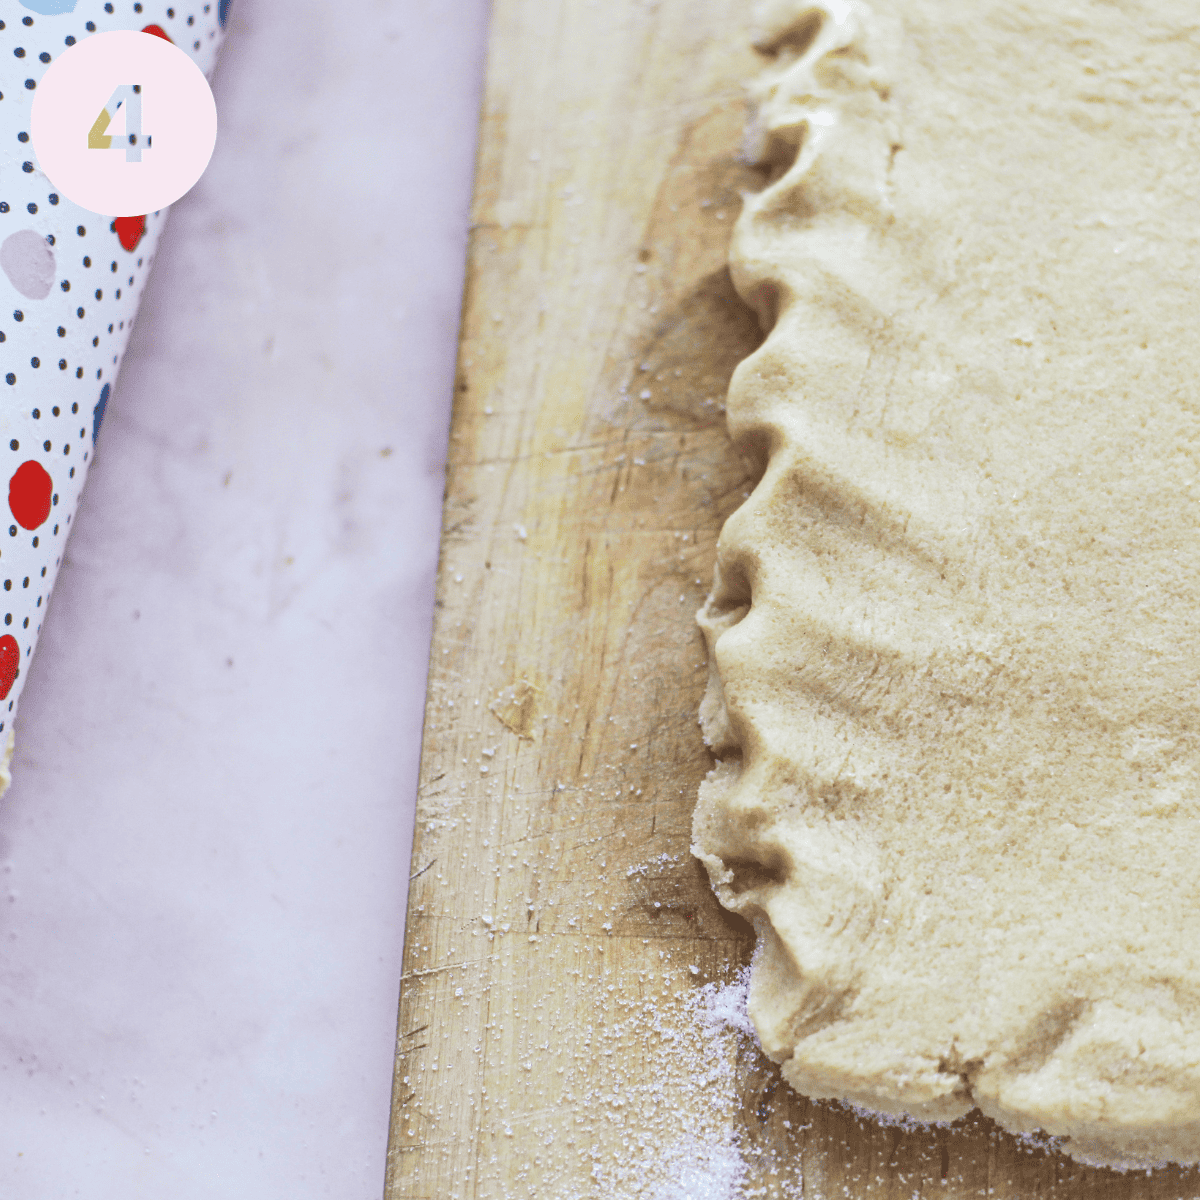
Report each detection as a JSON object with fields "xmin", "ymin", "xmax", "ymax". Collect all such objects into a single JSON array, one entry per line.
[{"xmin": 384, "ymin": 2, "xmax": 1200, "ymax": 1197}]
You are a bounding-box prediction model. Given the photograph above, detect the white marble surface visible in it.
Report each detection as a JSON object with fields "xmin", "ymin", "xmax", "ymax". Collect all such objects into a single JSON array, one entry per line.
[{"xmin": 0, "ymin": 0, "xmax": 489, "ymax": 1193}]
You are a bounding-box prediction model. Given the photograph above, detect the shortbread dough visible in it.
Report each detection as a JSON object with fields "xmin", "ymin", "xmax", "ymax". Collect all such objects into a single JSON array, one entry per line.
[{"xmin": 693, "ymin": 0, "xmax": 1200, "ymax": 1168}]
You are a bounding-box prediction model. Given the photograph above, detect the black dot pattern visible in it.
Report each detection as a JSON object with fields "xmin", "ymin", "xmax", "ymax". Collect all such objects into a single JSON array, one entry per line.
[{"xmin": 0, "ymin": 3, "xmax": 230, "ymax": 724}]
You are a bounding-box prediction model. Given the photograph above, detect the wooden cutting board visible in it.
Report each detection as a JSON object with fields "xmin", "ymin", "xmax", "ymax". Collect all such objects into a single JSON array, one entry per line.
[{"xmin": 383, "ymin": 2, "xmax": 1200, "ymax": 1196}]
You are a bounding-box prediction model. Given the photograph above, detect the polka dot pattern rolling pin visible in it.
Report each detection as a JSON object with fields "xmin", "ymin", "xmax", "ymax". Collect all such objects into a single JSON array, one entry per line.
[{"xmin": 0, "ymin": 0, "xmax": 230, "ymax": 789}]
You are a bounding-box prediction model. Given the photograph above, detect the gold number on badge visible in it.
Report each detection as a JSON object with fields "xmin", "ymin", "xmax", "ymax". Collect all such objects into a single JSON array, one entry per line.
[{"xmin": 88, "ymin": 85, "xmax": 150, "ymax": 162}]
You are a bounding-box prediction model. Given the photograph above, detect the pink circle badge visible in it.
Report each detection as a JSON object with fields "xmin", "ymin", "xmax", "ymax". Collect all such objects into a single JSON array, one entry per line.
[{"xmin": 29, "ymin": 31, "xmax": 218, "ymax": 218}]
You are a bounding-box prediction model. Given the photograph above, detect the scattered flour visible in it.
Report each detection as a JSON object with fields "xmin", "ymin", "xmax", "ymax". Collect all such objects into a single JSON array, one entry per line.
[
  {"xmin": 587, "ymin": 966, "xmax": 803, "ymax": 1200},
  {"xmin": 645, "ymin": 1142, "xmax": 748, "ymax": 1200}
]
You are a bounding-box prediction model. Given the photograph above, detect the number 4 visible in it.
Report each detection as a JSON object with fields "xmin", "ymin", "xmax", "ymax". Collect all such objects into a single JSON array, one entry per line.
[{"xmin": 88, "ymin": 86, "xmax": 151, "ymax": 163}]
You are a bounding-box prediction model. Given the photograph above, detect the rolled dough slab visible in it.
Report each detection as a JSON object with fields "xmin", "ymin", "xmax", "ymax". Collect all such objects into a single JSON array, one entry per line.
[{"xmin": 695, "ymin": 0, "xmax": 1200, "ymax": 1169}]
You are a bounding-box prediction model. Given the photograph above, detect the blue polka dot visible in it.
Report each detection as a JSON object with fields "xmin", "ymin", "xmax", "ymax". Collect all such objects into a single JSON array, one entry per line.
[
  {"xmin": 92, "ymin": 383, "xmax": 109, "ymax": 443},
  {"xmin": 19, "ymin": 0, "xmax": 79, "ymax": 12}
]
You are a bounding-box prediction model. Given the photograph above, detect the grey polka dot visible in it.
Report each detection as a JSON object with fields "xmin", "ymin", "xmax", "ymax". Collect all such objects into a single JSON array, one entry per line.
[{"xmin": 0, "ymin": 230, "xmax": 55, "ymax": 301}]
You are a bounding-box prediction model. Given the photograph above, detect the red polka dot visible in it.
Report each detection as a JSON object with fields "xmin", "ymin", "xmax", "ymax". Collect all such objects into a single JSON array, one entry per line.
[
  {"xmin": 141, "ymin": 24, "xmax": 173, "ymax": 43},
  {"xmin": 0, "ymin": 636, "xmax": 18, "ymax": 702},
  {"xmin": 8, "ymin": 461, "xmax": 52, "ymax": 531},
  {"xmin": 113, "ymin": 215, "xmax": 146, "ymax": 253}
]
